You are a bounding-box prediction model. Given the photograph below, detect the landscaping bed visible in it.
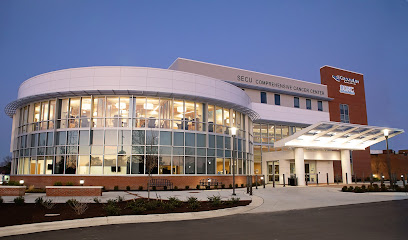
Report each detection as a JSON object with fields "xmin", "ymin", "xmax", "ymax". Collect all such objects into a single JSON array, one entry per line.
[
  {"xmin": 341, "ymin": 184, "xmax": 408, "ymax": 193},
  {"xmin": 0, "ymin": 196, "xmax": 250, "ymax": 227}
]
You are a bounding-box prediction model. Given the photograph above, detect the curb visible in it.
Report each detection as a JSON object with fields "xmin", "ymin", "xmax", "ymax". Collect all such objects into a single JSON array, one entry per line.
[{"xmin": 0, "ymin": 195, "xmax": 263, "ymax": 237}]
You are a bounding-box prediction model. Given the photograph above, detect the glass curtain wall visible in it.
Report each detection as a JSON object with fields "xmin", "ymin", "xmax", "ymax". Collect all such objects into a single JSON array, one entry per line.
[{"xmin": 13, "ymin": 96, "xmax": 251, "ymax": 176}]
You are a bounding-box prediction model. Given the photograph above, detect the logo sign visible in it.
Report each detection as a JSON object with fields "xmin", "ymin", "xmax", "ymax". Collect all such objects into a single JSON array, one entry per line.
[
  {"xmin": 332, "ymin": 75, "xmax": 360, "ymax": 85},
  {"xmin": 340, "ymin": 85, "xmax": 355, "ymax": 95},
  {"xmin": 332, "ymin": 75, "xmax": 359, "ymax": 95}
]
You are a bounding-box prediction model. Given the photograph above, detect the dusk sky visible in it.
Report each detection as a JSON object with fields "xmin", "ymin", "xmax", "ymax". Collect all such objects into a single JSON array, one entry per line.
[{"xmin": 0, "ymin": 0, "xmax": 407, "ymax": 158}]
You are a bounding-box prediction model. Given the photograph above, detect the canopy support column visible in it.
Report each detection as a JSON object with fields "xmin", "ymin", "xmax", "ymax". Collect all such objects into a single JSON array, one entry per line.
[
  {"xmin": 341, "ymin": 150, "xmax": 352, "ymax": 184},
  {"xmin": 295, "ymin": 148, "xmax": 305, "ymax": 186}
]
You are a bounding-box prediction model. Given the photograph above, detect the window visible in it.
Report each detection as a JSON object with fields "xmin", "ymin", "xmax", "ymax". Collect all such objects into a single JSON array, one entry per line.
[
  {"xmin": 318, "ymin": 101, "xmax": 323, "ymax": 111},
  {"xmin": 294, "ymin": 97, "xmax": 299, "ymax": 108},
  {"xmin": 274, "ymin": 94, "xmax": 280, "ymax": 106},
  {"xmin": 260, "ymin": 92, "xmax": 267, "ymax": 104},
  {"xmin": 306, "ymin": 99, "xmax": 311, "ymax": 110},
  {"xmin": 340, "ymin": 104, "xmax": 350, "ymax": 123}
]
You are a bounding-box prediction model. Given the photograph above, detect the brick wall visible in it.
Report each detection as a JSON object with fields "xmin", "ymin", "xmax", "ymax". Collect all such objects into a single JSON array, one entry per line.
[
  {"xmin": 11, "ymin": 175, "xmax": 256, "ymax": 190},
  {"xmin": 46, "ymin": 187, "xmax": 103, "ymax": 196},
  {"xmin": 0, "ymin": 186, "xmax": 26, "ymax": 196},
  {"xmin": 321, "ymin": 66, "xmax": 372, "ymax": 177}
]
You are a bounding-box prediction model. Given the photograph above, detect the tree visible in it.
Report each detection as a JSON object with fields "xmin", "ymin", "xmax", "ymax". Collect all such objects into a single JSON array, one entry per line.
[
  {"xmin": 145, "ymin": 130, "xmax": 158, "ymax": 200},
  {"xmin": 0, "ymin": 156, "xmax": 12, "ymax": 174}
]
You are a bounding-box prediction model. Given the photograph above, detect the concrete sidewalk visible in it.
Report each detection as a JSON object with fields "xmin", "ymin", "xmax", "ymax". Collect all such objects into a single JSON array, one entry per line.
[{"xmin": 248, "ymin": 184, "xmax": 408, "ymax": 213}]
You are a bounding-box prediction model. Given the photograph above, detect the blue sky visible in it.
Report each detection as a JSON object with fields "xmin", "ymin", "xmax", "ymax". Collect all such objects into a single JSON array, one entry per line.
[{"xmin": 0, "ymin": 0, "xmax": 407, "ymax": 157}]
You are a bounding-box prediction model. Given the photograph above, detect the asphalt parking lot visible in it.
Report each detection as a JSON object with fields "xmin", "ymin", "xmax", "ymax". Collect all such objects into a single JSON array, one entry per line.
[{"xmin": 5, "ymin": 199, "xmax": 408, "ymax": 240}]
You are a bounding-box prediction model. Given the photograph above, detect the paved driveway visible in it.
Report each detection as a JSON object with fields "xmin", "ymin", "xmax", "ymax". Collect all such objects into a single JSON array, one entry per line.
[{"xmin": 5, "ymin": 199, "xmax": 408, "ymax": 240}]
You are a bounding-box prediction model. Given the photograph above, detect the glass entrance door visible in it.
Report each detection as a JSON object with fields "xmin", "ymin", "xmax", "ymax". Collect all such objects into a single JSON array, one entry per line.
[
  {"xmin": 305, "ymin": 162, "xmax": 316, "ymax": 183},
  {"xmin": 267, "ymin": 162, "xmax": 279, "ymax": 182},
  {"xmin": 305, "ymin": 163, "xmax": 310, "ymax": 182}
]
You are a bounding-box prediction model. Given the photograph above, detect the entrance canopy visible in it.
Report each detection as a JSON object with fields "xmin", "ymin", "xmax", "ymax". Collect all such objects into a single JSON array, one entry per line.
[{"xmin": 274, "ymin": 121, "xmax": 404, "ymax": 150}]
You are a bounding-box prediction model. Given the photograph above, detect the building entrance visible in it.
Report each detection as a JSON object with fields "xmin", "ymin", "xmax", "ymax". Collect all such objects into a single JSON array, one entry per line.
[
  {"xmin": 267, "ymin": 161, "xmax": 279, "ymax": 182},
  {"xmin": 305, "ymin": 162, "xmax": 316, "ymax": 183}
]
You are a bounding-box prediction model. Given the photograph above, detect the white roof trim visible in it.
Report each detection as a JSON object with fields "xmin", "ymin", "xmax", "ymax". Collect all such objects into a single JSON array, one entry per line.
[{"xmin": 274, "ymin": 121, "xmax": 404, "ymax": 150}]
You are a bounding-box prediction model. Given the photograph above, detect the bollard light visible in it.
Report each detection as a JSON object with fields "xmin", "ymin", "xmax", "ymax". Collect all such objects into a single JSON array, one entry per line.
[
  {"xmin": 382, "ymin": 176, "xmax": 385, "ymax": 179},
  {"xmin": 79, "ymin": 179, "xmax": 85, "ymax": 185},
  {"xmin": 401, "ymin": 175, "xmax": 404, "ymax": 178},
  {"xmin": 19, "ymin": 180, "xmax": 24, "ymax": 185},
  {"xmin": 260, "ymin": 176, "xmax": 264, "ymax": 180}
]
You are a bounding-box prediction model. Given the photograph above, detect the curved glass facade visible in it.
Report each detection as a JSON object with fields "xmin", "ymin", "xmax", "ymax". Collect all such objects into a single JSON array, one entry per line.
[{"xmin": 12, "ymin": 96, "xmax": 252, "ymax": 176}]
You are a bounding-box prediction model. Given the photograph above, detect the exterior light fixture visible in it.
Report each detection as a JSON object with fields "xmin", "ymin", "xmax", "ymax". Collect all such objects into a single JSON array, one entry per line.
[
  {"xmin": 260, "ymin": 176, "xmax": 264, "ymax": 180},
  {"xmin": 19, "ymin": 180, "xmax": 24, "ymax": 185},
  {"xmin": 382, "ymin": 175, "xmax": 385, "ymax": 179},
  {"xmin": 383, "ymin": 129, "xmax": 389, "ymax": 137},
  {"xmin": 208, "ymin": 178, "xmax": 211, "ymax": 183},
  {"xmin": 80, "ymin": 180, "xmax": 85, "ymax": 185},
  {"xmin": 402, "ymin": 175, "xmax": 404, "ymax": 178},
  {"xmin": 231, "ymin": 127, "xmax": 237, "ymax": 136}
]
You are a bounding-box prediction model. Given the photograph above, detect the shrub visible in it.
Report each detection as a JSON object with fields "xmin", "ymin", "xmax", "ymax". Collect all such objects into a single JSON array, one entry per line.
[
  {"xmin": 66, "ymin": 182, "xmax": 74, "ymax": 186},
  {"xmin": 7, "ymin": 180, "xmax": 20, "ymax": 186},
  {"xmin": 196, "ymin": 185, "xmax": 200, "ymax": 190},
  {"xmin": 367, "ymin": 186, "xmax": 374, "ymax": 192},
  {"xmin": 0, "ymin": 196, "xmax": 3, "ymax": 204},
  {"xmin": 214, "ymin": 185, "xmax": 218, "ymax": 189},
  {"xmin": 187, "ymin": 196, "xmax": 201, "ymax": 210},
  {"xmin": 206, "ymin": 185, "xmax": 210, "ymax": 190},
  {"xmin": 241, "ymin": 184, "xmax": 244, "ymax": 188},
  {"xmin": 221, "ymin": 184, "xmax": 225, "ymax": 189},
  {"xmin": 14, "ymin": 196, "xmax": 25, "ymax": 205},
  {"xmin": 230, "ymin": 197, "xmax": 240, "ymax": 204},
  {"xmin": 185, "ymin": 186, "xmax": 190, "ymax": 190},
  {"xmin": 129, "ymin": 205, "xmax": 146, "ymax": 214},
  {"xmin": 341, "ymin": 186, "xmax": 348, "ymax": 192},
  {"xmin": 174, "ymin": 186, "xmax": 178, "ymax": 190},
  {"xmin": 354, "ymin": 187, "xmax": 364, "ymax": 193},
  {"xmin": 66, "ymin": 198, "xmax": 79, "ymax": 207},
  {"xmin": 168, "ymin": 197, "xmax": 182, "ymax": 208},
  {"xmin": 152, "ymin": 186, "xmax": 157, "ymax": 191},
  {"xmin": 26, "ymin": 188, "xmax": 46, "ymax": 193},
  {"xmin": 138, "ymin": 186, "xmax": 143, "ymax": 191},
  {"xmin": 114, "ymin": 186, "xmax": 119, "ymax": 191},
  {"xmin": 373, "ymin": 184, "xmax": 379, "ymax": 191},
  {"xmin": 54, "ymin": 181, "xmax": 63, "ymax": 186},
  {"xmin": 103, "ymin": 201, "xmax": 121, "ymax": 216},
  {"xmin": 235, "ymin": 184, "xmax": 238, "ymax": 188},
  {"xmin": 163, "ymin": 186, "xmax": 167, "ymax": 190},
  {"xmin": 229, "ymin": 184, "xmax": 233, "ymax": 189},
  {"xmin": 145, "ymin": 200, "xmax": 161, "ymax": 210},
  {"xmin": 395, "ymin": 186, "xmax": 402, "ymax": 192},
  {"xmin": 93, "ymin": 197, "xmax": 101, "ymax": 203},
  {"xmin": 361, "ymin": 185, "xmax": 366, "ymax": 190},
  {"xmin": 347, "ymin": 186, "xmax": 354, "ymax": 192},
  {"xmin": 161, "ymin": 201, "xmax": 176, "ymax": 211},
  {"xmin": 208, "ymin": 195, "xmax": 222, "ymax": 207},
  {"xmin": 35, "ymin": 196, "xmax": 44, "ymax": 204},
  {"xmin": 42, "ymin": 199, "xmax": 56, "ymax": 209},
  {"xmin": 381, "ymin": 184, "xmax": 387, "ymax": 191},
  {"xmin": 126, "ymin": 186, "xmax": 131, "ymax": 191},
  {"xmin": 69, "ymin": 201, "xmax": 88, "ymax": 215}
]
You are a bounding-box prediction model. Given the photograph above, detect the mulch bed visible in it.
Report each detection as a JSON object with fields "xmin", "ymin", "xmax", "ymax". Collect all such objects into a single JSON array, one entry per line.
[{"xmin": 0, "ymin": 199, "xmax": 251, "ymax": 227}]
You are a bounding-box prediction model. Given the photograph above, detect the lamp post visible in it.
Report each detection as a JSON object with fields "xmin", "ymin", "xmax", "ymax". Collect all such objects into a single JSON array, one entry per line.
[
  {"xmin": 384, "ymin": 129, "xmax": 392, "ymax": 188},
  {"xmin": 231, "ymin": 127, "xmax": 237, "ymax": 196}
]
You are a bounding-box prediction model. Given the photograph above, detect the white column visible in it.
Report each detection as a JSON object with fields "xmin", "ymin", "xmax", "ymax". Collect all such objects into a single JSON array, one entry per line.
[
  {"xmin": 295, "ymin": 148, "xmax": 305, "ymax": 186},
  {"xmin": 341, "ymin": 150, "xmax": 352, "ymax": 184}
]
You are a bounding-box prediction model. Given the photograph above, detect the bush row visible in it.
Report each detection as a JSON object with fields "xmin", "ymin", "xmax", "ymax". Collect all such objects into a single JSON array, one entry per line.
[{"xmin": 342, "ymin": 184, "xmax": 408, "ymax": 193}]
